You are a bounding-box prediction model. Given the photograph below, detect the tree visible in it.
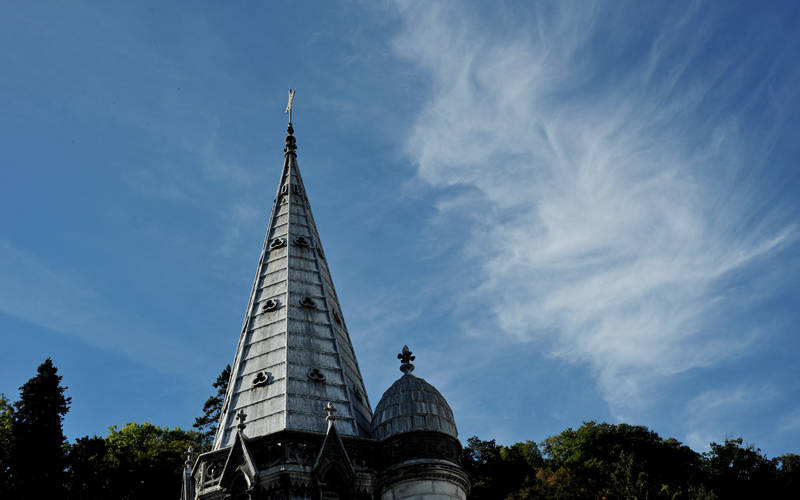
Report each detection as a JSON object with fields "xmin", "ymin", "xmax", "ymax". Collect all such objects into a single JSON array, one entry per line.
[
  {"xmin": 193, "ymin": 364, "xmax": 230, "ymax": 449},
  {"xmin": 777, "ymin": 453, "xmax": 800, "ymax": 495},
  {"xmin": 105, "ymin": 422, "xmax": 200, "ymax": 499},
  {"xmin": 461, "ymin": 437, "xmax": 508, "ymax": 499},
  {"xmin": 540, "ymin": 421, "xmax": 703, "ymax": 498},
  {"xmin": 704, "ymin": 437, "xmax": 778, "ymax": 498},
  {"xmin": 511, "ymin": 466, "xmax": 588, "ymax": 500},
  {"xmin": 0, "ymin": 394, "xmax": 14, "ymax": 495},
  {"xmin": 9, "ymin": 358, "xmax": 71, "ymax": 496},
  {"xmin": 66, "ymin": 435, "xmax": 111, "ymax": 500},
  {"xmin": 461, "ymin": 437, "xmax": 543, "ymax": 499},
  {"xmin": 65, "ymin": 423, "xmax": 201, "ymax": 500}
]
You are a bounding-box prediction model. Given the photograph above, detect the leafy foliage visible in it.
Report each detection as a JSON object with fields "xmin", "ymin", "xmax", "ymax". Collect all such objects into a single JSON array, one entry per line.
[
  {"xmin": 778, "ymin": 453, "xmax": 800, "ymax": 492},
  {"xmin": 0, "ymin": 394, "xmax": 14, "ymax": 495},
  {"xmin": 704, "ymin": 437, "xmax": 779, "ymax": 498},
  {"xmin": 65, "ymin": 423, "xmax": 202, "ymax": 500},
  {"xmin": 462, "ymin": 437, "xmax": 543, "ymax": 499},
  {"xmin": 66, "ymin": 435, "xmax": 112, "ymax": 499},
  {"xmin": 463, "ymin": 422, "xmax": 800, "ymax": 499},
  {"xmin": 540, "ymin": 421, "xmax": 704, "ymax": 497}
]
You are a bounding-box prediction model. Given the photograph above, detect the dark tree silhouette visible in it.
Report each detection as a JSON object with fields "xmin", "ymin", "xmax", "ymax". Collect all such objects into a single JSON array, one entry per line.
[
  {"xmin": 9, "ymin": 358, "xmax": 71, "ymax": 496},
  {"xmin": 193, "ymin": 364, "xmax": 230, "ymax": 448},
  {"xmin": 704, "ymin": 437, "xmax": 779, "ymax": 498},
  {"xmin": 66, "ymin": 435, "xmax": 110, "ymax": 500}
]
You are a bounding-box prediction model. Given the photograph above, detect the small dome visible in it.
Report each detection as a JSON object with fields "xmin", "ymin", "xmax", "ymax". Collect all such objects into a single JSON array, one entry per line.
[{"xmin": 370, "ymin": 373, "xmax": 458, "ymax": 441}]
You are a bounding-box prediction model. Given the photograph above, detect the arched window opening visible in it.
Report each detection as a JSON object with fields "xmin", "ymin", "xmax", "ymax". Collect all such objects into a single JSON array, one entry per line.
[
  {"xmin": 228, "ymin": 472, "xmax": 249, "ymax": 500},
  {"xmin": 318, "ymin": 465, "xmax": 350, "ymax": 500}
]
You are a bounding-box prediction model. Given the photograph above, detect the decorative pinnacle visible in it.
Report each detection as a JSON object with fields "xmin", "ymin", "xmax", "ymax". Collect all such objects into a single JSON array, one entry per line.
[
  {"xmin": 397, "ymin": 345, "xmax": 415, "ymax": 374},
  {"xmin": 325, "ymin": 401, "xmax": 337, "ymax": 427},
  {"xmin": 284, "ymin": 89, "xmax": 297, "ymax": 154},
  {"xmin": 236, "ymin": 409, "xmax": 247, "ymax": 432},
  {"xmin": 185, "ymin": 445, "xmax": 194, "ymax": 468},
  {"xmin": 284, "ymin": 124, "xmax": 297, "ymax": 154}
]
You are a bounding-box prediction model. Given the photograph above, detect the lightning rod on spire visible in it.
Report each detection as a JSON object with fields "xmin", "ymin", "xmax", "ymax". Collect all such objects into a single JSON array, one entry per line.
[{"xmin": 285, "ymin": 88, "xmax": 296, "ymax": 124}]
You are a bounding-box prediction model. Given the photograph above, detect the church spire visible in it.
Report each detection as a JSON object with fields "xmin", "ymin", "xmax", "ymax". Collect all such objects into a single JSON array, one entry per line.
[{"xmin": 212, "ymin": 110, "xmax": 372, "ymax": 449}]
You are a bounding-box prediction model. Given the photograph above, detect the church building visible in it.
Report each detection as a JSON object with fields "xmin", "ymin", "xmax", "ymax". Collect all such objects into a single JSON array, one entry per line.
[{"xmin": 181, "ymin": 105, "xmax": 469, "ymax": 499}]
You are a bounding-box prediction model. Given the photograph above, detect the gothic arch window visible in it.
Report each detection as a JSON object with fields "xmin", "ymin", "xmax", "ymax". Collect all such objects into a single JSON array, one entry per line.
[
  {"xmin": 318, "ymin": 465, "xmax": 349, "ymax": 500},
  {"xmin": 228, "ymin": 472, "xmax": 249, "ymax": 500}
]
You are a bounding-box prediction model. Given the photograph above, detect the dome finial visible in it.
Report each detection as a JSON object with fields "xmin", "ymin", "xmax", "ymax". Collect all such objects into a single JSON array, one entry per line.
[{"xmin": 397, "ymin": 345, "xmax": 415, "ymax": 374}]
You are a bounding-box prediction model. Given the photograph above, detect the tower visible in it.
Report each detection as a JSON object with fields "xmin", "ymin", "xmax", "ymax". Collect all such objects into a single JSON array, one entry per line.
[{"xmin": 182, "ymin": 105, "xmax": 468, "ymax": 500}]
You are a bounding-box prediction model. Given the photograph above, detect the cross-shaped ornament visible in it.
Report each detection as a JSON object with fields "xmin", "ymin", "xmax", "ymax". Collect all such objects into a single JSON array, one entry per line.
[
  {"xmin": 397, "ymin": 345, "xmax": 415, "ymax": 374},
  {"xmin": 236, "ymin": 409, "xmax": 247, "ymax": 431}
]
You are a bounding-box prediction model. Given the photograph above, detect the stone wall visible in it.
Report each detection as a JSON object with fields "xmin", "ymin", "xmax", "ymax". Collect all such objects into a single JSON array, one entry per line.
[{"xmin": 380, "ymin": 478, "xmax": 468, "ymax": 500}]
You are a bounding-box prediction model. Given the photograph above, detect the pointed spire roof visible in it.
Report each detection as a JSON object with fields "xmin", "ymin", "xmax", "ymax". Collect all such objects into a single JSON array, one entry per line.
[{"xmin": 213, "ymin": 122, "xmax": 372, "ymax": 449}]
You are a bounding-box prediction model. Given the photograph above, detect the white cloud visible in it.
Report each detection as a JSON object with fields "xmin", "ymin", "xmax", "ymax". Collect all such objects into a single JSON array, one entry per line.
[
  {"xmin": 391, "ymin": 2, "xmax": 793, "ymax": 414},
  {"xmin": 684, "ymin": 386, "xmax": 777, "ymax": 451}
]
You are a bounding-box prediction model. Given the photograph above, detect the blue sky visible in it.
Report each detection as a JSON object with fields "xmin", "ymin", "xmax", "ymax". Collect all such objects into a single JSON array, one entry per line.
[{"xmin": 2, "ymin": 0, "xmax": 799, "ymax": 456}]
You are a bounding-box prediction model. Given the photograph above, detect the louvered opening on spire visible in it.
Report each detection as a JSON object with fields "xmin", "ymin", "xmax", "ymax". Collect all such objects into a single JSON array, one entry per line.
[{"xmin": 212, "ymin": 123, "xmax": 372, "ymax": 450}]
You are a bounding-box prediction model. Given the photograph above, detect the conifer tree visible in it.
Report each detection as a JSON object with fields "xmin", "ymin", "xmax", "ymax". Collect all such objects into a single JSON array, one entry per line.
[
  {"xmin": 10, "ymin": 358, "xmax": 71, "ymax": 496},
  {"xmin": 193, "ymin": 364, "xmax": 230, "ymax": 448}
]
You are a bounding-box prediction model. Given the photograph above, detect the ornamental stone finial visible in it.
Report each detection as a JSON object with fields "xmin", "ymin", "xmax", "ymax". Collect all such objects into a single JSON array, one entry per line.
[
  {"xmin": 236, "ymin": 409, "xmax": 247, "ymax": 432},
  {"xmin": 325, "ymin": 401, "xmax": 337, "ymax": 428},
  {"xmin": 185, "ymin": 445, "xmax": 194, "ymax": 468},
  {"xmin": 397, "ymin": 345, "xmax": 415, "ymax": 374}
]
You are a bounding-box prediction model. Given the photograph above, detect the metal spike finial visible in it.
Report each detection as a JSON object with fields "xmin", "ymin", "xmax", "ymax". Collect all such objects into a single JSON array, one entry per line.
[
  {"xmin": 397, "ymin": 345, "xmax": 415, "ymax": 374},
  {"xmin": 285, "ymin": 88, "xmax": 296, "ymax": 124},
  {"xmin": 284, "ymin": 89, "xmax": 298, "ymax": 155}
]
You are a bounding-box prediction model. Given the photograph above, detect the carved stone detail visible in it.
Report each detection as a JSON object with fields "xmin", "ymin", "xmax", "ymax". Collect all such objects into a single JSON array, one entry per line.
[
  {"xmin": 378, "ymin": 431, "xmax": 462, "ymax": 468},
  {"xmin": 307, "ymin": 367, "xmax": 326, "ymax": 382},
  {"xmin": 252, "ymin": 371, "xmax": 274, "ymax": 388},
  {"xmin": 262, "ymin": 298, "xmax": 280, "ymax": 312},
  {"xmin": 293, "ymin": 236, "xmax": 312, "ymax": 248}
]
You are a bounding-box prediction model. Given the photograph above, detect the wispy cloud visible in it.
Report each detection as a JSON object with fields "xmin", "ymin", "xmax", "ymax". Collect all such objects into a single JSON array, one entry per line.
[
  {"xmin": 215, "ymin": 202, "xmax": 264, "ymax": 257},
  {"xmin": 390, "ymin": 1, "xmax": 795, "ymax": 414},
  {"xmin": 0, "ymin": 240, "xmax": 203, "ymax": 374},
  {"xmin": 778, "ymin": 410, "xmax": 800, "ymax": 433},
  {"xmin": 684, "ymin": 386, "xmax": 778, "ymax": 451}
]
